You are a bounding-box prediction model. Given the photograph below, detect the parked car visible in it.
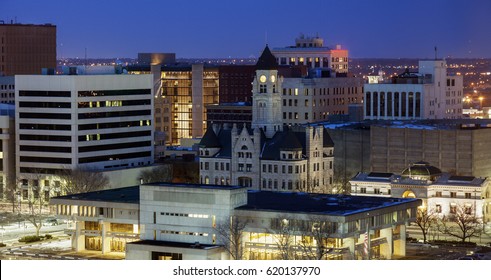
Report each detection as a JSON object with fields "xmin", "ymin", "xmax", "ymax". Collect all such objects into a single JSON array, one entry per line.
[{"xmin": 43, "ymin": 218, "xmax": 58, "ymax": 226}]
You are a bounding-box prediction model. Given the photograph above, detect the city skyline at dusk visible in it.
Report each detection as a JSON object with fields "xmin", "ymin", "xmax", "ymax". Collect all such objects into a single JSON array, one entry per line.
[{"xmin": 2, "ymin": 0, "xmax": 491, "ymax": 59}]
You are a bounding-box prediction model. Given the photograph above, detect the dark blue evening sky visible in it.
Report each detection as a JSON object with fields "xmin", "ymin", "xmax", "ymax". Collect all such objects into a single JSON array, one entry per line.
[{"xmin": 1, "ymin": 0, "xmax": 490, "ymax": 59}]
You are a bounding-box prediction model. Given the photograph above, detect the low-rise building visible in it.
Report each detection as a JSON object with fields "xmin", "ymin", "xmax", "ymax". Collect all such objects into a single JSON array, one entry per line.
[
  {"xmin": 350, "ymin": 161, "xmax": 491, "ymax": 222},
  {"xmin": 50, "ymin": 182, "xmax": 421, "ymax": 260}
]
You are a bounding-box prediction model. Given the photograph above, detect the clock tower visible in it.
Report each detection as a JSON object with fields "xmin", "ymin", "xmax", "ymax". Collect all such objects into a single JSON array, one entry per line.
[{"xmin": 252, "ymin": 45, "xmax": 283, "ymax": 138}]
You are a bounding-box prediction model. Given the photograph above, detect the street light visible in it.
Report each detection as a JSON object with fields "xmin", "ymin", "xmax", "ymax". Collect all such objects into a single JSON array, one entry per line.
[{"xmin": 479, "ymin": 96, "xmax": 484, "ymax": 110}]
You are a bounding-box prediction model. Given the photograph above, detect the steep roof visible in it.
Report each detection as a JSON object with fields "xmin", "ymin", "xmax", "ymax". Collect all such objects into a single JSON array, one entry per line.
[
  {"xmin": 199, "ymin": 127, "xmax": 221, "ymax": 148},
  {"xmin": 261, "ymin": 129, "xmax": 304, "ymax": 160},
  {"xmin": 256, "ymin": 45, "xmax": 278, "ymax": 70},
  {"xmin": 323, "ymin": 128, "xmax": 334, "ymax": 147}
]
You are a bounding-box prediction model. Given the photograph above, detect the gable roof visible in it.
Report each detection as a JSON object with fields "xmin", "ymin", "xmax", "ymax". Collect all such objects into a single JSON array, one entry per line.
[{"xmin": 199, "ymin": 127, "xmax": 221, "ymax": 148}]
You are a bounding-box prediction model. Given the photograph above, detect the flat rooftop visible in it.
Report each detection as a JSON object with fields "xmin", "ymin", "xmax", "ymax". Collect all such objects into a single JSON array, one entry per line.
[
  {"xmin": 237, "ymin": 191, "xmax": 419, "ymax": 216},
  {"xmin": 145, "ymin": 182, "xmax": 247, "ymax": 191},
  {"xmin": 51, "ymin": 186, "xmax": 139, "ymax": 204},
  {"xmin": 320, "ymin": 119, "xmax": 491, "ymax": 131}
]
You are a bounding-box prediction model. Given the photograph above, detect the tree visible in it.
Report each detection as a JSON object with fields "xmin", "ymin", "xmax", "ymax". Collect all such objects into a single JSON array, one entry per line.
[
  {"xmin": 19, "ymin": 174, "xmax": 50, "ymax": 236},
  {"xmin": 298, "ymin": 218, "xmax": 335, "ymax": 260},
  {"xmin": 139, "ymin": 164, "xmax": 172, "ymax": 184},
  {"xmin": 269, "ymin": 216, "xmax": 296, "ymax": 260},
  {"xmin": 415, "ymin": 208, "xmax": 437, "ymax": 243},
  {"xmin": 437, "ymin": 204, "xmax": 483, "ymax": 243},
  {"xmin": 214, "ymin": 215, "xmax": 248, "ymax": 260},
  {"xmin": 58, "ymin": 167, "xmax": 110, "ymax": 195},
  {"xmin": 331, "ymin": 171, "xmax": 351, "ymax": 195},
  {"xmin": 4, "ymin": 175, "xmax": 19, "ymax": 213},
  {"xmin": 172, "ymin": 161, "xmax": 199, "ymax": 183}
]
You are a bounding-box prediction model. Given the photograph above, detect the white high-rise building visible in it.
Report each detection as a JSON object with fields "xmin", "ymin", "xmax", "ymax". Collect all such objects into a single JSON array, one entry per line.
[
  {"xmin": 15, "ymin": 71, "xmax": 154, "ymax": 200},
  {"xmin": 364, "ymin": 60, "xmax": 463, "ymax": 120}
]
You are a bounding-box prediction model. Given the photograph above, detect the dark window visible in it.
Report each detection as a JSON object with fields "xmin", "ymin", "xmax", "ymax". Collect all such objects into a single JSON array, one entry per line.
[
  {"xmin": 19, "ymin": 91, "xmax": 71, "ymax": 97},
  {"xmin": 20, "ymin": 145, "xmax": 71, "ymax": 153},
  {"xmin": 78, "ymin": 110, "xmax": 151, "ymax": 119},
  {"xmin": 78, "ymin": 120, "xmax": 151, "ymax": 130},
  {"xmin": 19, "ymin": 102, "xmax": 71, "ymax": 108},
  {"xmin": 20, "ymin": 156, "xmax": 72, "ymax": 164},
  {"xmin": 78, "ymin": 130, "xmax": 151, "ymax": 142},
  {"xmin": 78, "ymin": 141, "xmax": 151, "ymax": 153},
  {"xmin": 20, "ymin": 134, "xmax": 71, "ymax": 142},
  {"xmin": 78, "ymin": 89, "xmax": 151, "ymax": 97},
  {"xmin": 78, "ymin": 151, "xmax": 151, "ymax": 164},
  {"xmin": 20, "ymin": 123, "xmax": 71, "ymax": 131},
  {"xmin": 20, "ymin": 112, "xmax": 71, "ymax": 119}
]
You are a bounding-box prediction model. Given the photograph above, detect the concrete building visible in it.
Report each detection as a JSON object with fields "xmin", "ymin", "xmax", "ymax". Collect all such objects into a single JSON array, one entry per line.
[
  {"xmin": 0, "ymin": 104, "xmax": 15, "ymax": 200},
  {"xmin": 281, "ymin": 69, "xmax": 364, "ymax": 125},
  {"xmin": 0, "ymin": 22, "xmax": 56, "ymax": 76},
  {"xmin": 364, "ymin": 60, "xmax": 463, "ymax": 120},
  {"xmin": 325, "ymin": 119, "xmax": 491, "ymax": 189},
  {"xmin": 206, "ymin": 103, "xmax": 252, "ymax": 128},
  {"xmin": 272, "ymin": 34, "xmax": 349, "ymax": 73},
  {"xmin": 0, "ymin": 76, "xmax": 15, "ymax": 104},
  {"xmin": 199, "ymin": 46, "xmax": 334, "ymax": 193},
  {"xmin": 50, "ymin": 182, "xmax": 421, "ymax": 260},
  {"xmin": 15, "ymin": 72, "xmax": 154, "ymax": 200},
  {"xmin": 350, "ymin": 161, "xmax": 491, "ymax": 223}
]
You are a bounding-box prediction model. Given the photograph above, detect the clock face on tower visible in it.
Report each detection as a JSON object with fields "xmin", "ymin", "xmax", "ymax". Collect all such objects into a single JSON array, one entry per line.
[
  {"xmin": 259, "ymin": 75, "xmax": 267, "ymax": 83},
  {"xmin": 270, "ymin": 75, "xmax": 276, "ymax": 83}
]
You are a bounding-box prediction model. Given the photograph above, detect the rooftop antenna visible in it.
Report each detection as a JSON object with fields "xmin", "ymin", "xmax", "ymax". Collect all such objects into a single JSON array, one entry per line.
[
  {"xmin": 434, "ymin": 46, "xmax": 437, "ymax": 60},
  {"xmin": 84, "ymin": 47, "xmax": 87, "ymax": 71},
  {"xmin": 265, "ymin": 30, "xmax": 268, "ymax": 46}
]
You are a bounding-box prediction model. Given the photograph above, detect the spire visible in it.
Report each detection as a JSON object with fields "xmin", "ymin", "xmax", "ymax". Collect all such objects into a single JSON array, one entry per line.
[{"xmin": 256, "ymin": 45, "xmax": 278, "ymax": 70}]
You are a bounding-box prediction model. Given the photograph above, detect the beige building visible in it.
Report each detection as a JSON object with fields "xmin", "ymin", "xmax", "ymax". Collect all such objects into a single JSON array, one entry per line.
[
  {"xmin": 15, "ymin": 72, "xmax": 154, "ymax": 200},
  {"xmin": 272, "ymin": 34, "xmax": 349, "ymax": 73},
  {"xmin": 50, "ymin": 182, "xmax": 421, "ymax": 260},
  {"xmin": 281, "ymin": 73, "xmax": 364, "ymax": 125},
  {"xmin": 199, "ymin": 46, "xmax": 334, "ymax": 193},
  {"xmin": 364, "ymin": 60, "xmax": 463, "ymax": 120},
  {"xmin": 350, "ymin": 161, "xmax": 491, "ymax": 223}
]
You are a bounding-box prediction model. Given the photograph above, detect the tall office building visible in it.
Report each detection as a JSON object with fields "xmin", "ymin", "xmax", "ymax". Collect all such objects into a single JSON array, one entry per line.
[
  {"xmin": 128, "ymin": 64, "xmax": 219, "ymax": 147},
  {"xmin": 15, "ymin": 71, "xmax": 154, "ymax": 200},
  {"xmin": 364, "ymin": 60, "xmax": 464, "ymax": 120},
  {"xmin": 272, "ymin": 34, "xmax": 349, "ymax": 73},
  {"xmin": 0, "ymin": 22, "xmax": 56, "ymax": 76}
]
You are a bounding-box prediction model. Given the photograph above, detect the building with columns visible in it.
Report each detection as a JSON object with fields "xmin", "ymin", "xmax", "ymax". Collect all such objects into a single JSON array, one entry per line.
[
  {"xmin": 364, "ymin": 60, "xmax": 463, "ymax": 120},
  {"xmin": 350, "ymin": 161, "xmax": 491, "ymax": 223},
  {"xmin": 50, "ymin": 182, "xmax": 421, "ymax": 260},
  {"xmin": 199, "ymin": 46, "xmax": 334, "ymax": 193}
]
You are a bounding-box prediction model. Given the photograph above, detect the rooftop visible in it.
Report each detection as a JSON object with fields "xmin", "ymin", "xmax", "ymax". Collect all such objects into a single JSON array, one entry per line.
[
  {"xmin": 144, "ymin": 182, "xmax": 247, "ymax": 191},
  {"xmin": 238, "ymin": 191, "xmax": 419, "ymax": 216},
  {"xmin": 51, "ymin": 186, "xmax": 139, "ymax": 204}
]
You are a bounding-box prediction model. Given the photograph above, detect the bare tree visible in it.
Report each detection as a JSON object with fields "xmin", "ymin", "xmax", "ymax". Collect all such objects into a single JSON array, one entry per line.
[
  {"xmin": 172, "ymin": 161, "xmax": 199, "ymax": 183},
  {"xmin": 269, "ymin": 216, "xmax": 296, "ymax": 260},
  {"xmin": 332, "ymin": 172, "xmax": 351, "ymax": 195},
  {"xmin": 298, "ymin": 218, "xmax": 335, "ymax": 260},
  {"xmin": 415, "ymin": 208, "xmax": 437, "ymax": 243},
  {"xmin": 437, "ymin": 204, "xmax": 483, "ymax": 243},
  {"xmin": 58, "ymin": 167, "xmax": 110, "ymax": 195},
  {"xmin": 139, "ymin": 164, "xmax": 173, "ymax": 184},
  {"xmin": 298, "ymin": 178, "xmax": 319, "ymax": 194},
  {"xmin": 19, "ymin": 176, "xmax": 49, "ymax": 236},
  {"xmin": 4, "ymin": 175, "xmax": 19, "ymax": 213},
  {"xmin": 214, "ymin": 215, "xmax": 248, "ymax": 260}
]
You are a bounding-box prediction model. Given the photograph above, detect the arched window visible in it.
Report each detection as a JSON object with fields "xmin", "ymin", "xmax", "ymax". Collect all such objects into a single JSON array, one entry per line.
[
  {"xmin": 241, "ymin": 145, "xmax": 248, "ymax": 150},
  {"xmin": 204, "ymin": 176, "xmax": 209, "ymax": 184}
]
